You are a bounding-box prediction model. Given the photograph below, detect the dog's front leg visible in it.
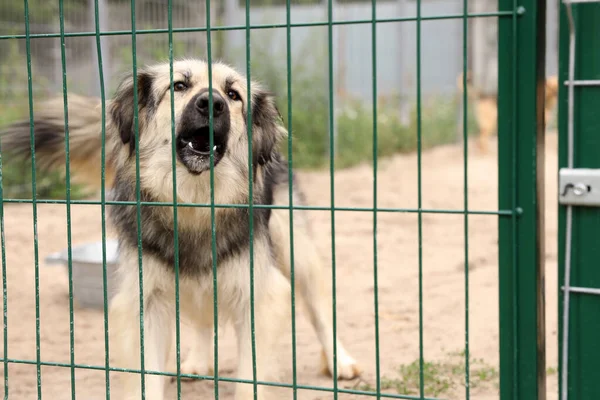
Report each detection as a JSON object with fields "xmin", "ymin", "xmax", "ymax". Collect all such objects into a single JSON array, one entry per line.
[
  {"xmin": 233, "ymin": 267, "xmax": 290, "ymax": 400},
  {"xmin": 179, "ymin": 305, "xmax": 214, "ymax": 378},
  {"xmin": 110, "ymin": 273, "xmax": 173, "ymax": 400},
  {"xmin": 293, "ymin": 235, "xmax": 360, "ymax": 380}
]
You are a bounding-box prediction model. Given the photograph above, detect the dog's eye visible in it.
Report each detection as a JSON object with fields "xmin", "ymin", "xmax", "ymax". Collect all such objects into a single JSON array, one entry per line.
[
  {"xmin": 227, "ymin": 89, "xmax": 241, "ymax": 101},
  {"xmin": 173, "ymin": 82, "xmax": 187, "ymax": 92}
]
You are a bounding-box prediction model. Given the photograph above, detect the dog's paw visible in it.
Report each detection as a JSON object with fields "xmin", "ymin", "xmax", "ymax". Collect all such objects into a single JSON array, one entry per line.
[
  {"xmin": 320, "ymin": 349, "xmax": 361, "ymax": 380},
  {"xmin": 169, "ymin": 358, "xmax": 213, "ymax": 382},
  {"xmin": 182, "ymin": 358, "xmax": 214, "ymax": 378}
]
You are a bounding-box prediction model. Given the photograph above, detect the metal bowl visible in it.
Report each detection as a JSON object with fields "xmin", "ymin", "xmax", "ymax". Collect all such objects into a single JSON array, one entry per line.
[{"xmin": 45, "ymin": 240, "xmax": 120, "ymax": 309}]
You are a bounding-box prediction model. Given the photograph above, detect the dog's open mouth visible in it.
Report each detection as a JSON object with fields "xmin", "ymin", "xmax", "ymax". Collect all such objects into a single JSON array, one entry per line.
[
  {"xmin": 179, "ymin": 126, "xmax": 222, "ymax": 155},
  {"xmin": 176, "ymin": 126, "xmax": 225, "ymax": 174}
]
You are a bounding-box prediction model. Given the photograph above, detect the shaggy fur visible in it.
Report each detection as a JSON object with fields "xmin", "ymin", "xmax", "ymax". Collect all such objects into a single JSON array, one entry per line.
[{"xmin": 1, "ymin": 59, "xmax": 360, "ymax": 399}]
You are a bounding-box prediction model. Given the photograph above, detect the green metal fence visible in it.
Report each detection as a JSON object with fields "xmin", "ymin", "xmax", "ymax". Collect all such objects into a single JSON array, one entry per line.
[{"xmin": 0, "ymin": 0, "xmax": 549, "ymax": 399}]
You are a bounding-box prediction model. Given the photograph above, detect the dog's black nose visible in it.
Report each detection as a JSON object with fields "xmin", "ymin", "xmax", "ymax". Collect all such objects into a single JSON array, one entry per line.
[{"xmin": 196, "ymin": 91, "xmax": 226, "ymax": 117}]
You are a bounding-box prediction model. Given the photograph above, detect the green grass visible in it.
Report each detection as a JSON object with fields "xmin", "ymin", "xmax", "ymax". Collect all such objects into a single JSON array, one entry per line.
[
  {"xmin": 333, "ymin": 95, "xmax": 478, "ymax": 169},
  {"xmin": 358, "ymin": 351, "xmax": 499, "ymax": 398},
  {"xmin": 384, "ymin": 360, "xmax": 452, "ymax": 397}
]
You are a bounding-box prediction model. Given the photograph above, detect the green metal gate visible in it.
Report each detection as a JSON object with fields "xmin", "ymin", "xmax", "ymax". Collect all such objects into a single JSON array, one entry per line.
[
  {"xmin": 0, "ymin": 0, "xmax": 553, "ymax": 399},
  {"xmin": 558, "ymin": 1, "xmax": 600, "ymax": 400}
]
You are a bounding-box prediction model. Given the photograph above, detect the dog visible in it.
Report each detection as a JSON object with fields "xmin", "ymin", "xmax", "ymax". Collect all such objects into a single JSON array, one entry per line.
[
  {"xmin": 1, "ymin": 59, "xmax": 360, "ymax": 399},
  {"xmin": 456, "ymin": 72, "xmax": 559, "ymax": 153}
]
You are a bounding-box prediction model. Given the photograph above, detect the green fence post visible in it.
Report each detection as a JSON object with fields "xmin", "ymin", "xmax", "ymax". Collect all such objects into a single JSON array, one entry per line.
[{"xmin": 497, "ymin": 0, "xmax": 546, "ymax": 399}]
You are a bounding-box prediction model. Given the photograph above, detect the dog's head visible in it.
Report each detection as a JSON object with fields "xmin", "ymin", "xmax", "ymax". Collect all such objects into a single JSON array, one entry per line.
[{"xmin": 109, "ymin": 59, "xmax": 285, "ymax": 176}]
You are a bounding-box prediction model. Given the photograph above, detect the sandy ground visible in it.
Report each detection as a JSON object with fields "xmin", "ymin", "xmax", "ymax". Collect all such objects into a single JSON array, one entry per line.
[{"xmin": 0, "ymin": 134, "xmax": 559, "ymax": 400}]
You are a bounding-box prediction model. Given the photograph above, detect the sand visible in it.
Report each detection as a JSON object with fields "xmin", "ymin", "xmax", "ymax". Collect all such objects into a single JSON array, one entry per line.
[{"xmin": 0, "ymin": 134, "xmax": 559, "ymax": 399}]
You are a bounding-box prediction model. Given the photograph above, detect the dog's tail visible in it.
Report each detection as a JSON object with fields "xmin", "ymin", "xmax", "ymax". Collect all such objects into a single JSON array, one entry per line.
[{"xmin": 0, "ymin": 94, "xmax": 115, "ymax": 191}]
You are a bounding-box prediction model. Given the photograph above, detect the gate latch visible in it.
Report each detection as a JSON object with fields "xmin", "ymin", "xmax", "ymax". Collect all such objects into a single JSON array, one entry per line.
[{"xmin": 559, "ymin": 168, "xmax": 600, "ymax": 206}]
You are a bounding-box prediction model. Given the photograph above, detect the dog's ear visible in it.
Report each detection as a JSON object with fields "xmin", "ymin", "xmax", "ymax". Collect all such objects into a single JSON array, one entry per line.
[
  {"xmin": 109, "ymin": 70, "xmax": 155, "ymax": 153},
  {"xmin": 251, "ymin": 89, "xmax": 286, "ymax": 166}
]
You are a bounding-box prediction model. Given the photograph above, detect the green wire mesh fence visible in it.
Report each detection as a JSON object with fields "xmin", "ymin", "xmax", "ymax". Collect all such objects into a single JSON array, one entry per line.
[{"xmin": 0, "ymin": 0, "xmax": 549, "ymax": 399}]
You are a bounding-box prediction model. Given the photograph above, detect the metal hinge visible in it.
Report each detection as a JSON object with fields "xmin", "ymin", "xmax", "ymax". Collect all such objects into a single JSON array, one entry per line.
[{"xmin": 559, "ymin": 168, "xmax": 600, "ymax": 206}]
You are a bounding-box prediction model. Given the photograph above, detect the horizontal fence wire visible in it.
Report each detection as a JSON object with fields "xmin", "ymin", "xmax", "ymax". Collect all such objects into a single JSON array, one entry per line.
[
  {"xmin": 0, "ymin": 11, "xmax": 516, "ymax": 41},
  {"xmin": 0, "ymin": 198, "xmax": 513, "ymax": 215},
  {"xmin": 0, "ymin": 0, "xmax": 528, "ymax": 399},
  {"xmin": 0, "ymin": 357, "xmax": 444, "ymax": 400}
]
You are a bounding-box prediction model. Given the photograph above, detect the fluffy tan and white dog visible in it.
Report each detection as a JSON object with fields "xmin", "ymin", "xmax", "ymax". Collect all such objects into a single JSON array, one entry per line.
[{"xmin": 1, "ymin": 59, "xmax": 360, "ymax": 399}]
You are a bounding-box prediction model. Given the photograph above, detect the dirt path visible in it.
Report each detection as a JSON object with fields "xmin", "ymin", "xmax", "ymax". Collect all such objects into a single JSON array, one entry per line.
[{"xmin": 0, "ymin": 134, "xmax": 559, "ymax": 399}]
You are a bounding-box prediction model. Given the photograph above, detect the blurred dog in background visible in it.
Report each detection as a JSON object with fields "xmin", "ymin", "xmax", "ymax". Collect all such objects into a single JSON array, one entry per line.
[{"xmin": 457, "ymin": 71, "xmax": 559, "ymax": 153}]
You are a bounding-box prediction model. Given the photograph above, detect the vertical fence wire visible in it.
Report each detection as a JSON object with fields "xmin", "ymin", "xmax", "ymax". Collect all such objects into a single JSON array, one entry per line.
[
  {"xmin": 243, "ymin": 1, "xmax": 259, "ymax": 398},
  {"xmin": 0, "ymin": 30, "xmax": 8, "ymax": 398},
  {"xmin": 128, "ymin": 0, "xmax": 146, "ymax": 396},
  {"xmin": 415, "ymin": 0, "xmax": 425, "ymax": 398},
  {"xmin": 92, "ymin": 0, "xmax": 111, "ymax": 396},
  {"xmin": 22, "ymin": 0, "xmax": 43, "ymax": 397},
  {"xmin": 0, "ymin": 186, "xmax": 5, "ymax": 399},
  {"xmin": 284, "ymin": 1, "xmax": 298, "ymax": 399},
  {"xmin": 57, "ymin": 0, "xmax": 77, "ymax": 397},
  {"xmin": 0, "ymin": 126, "xmax": 6, "ymax": 400},
  {"xmin": 166, "ymin": 0, "xmax": 182, "ymax": 397},
  {"xmin": 370, "ymin": 0, "xmax": 381, "ymax": 398},
  {"xmin": 205, "ymin": 1, "xmax": 220, "ymax": 398},
  {"xmin": 326, "ymin": 0, "xmax": 339, "ymax": 396},
  {"xmin": 461, "ymin": 0, "xmax": 470, "ymax": 398},
  {"xmin": 560, "ymin": 2, "xmax": 577, "ymax": 398},
  {"xmin": 510, "ymin": 1, "xmax": 520, "ymax": 397}
]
